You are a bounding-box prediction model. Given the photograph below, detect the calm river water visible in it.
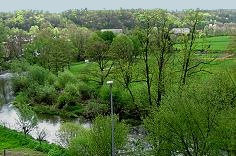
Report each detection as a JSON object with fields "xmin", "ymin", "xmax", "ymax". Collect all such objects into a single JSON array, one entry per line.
[{"xmin": 0, "ymin": 73, "xmax": 90, "ymax": 145}]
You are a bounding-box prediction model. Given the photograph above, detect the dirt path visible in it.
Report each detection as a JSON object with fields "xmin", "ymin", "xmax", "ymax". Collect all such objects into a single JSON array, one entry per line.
[{"xmin": 216, "ymin": 53, "xmax": 235, "ymax": 60}]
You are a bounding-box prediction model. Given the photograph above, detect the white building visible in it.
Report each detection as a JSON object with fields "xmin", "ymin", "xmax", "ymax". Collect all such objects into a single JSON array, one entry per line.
[
  {"xmin": 171, "ymin": 28, "xmax": 190, "ymax": 35},
  {"xmin": 101, "ymin": 29, "xmax": 123, "ymax": 34}
]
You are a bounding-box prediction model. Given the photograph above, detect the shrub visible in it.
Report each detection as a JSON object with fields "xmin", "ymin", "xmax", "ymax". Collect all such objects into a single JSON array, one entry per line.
[
  {"xmin": 28, "ymin": 65, "xmax": 51, "ymax": 85},
  {"xmin": 82, "ymin": 100, "xmax": 108, "ymax": 118},
  {"xmin": 68, "ymin": 115, "xmax": 129, "ymax": 156},
  {"xmin": 57, "ymin": 83, "xmax": 80, "ymax": 109},
  {"xmin": 9, "ymin": 59, "xmax": 30, "ymax": 72},
  {"xmin": 54, "ymin": 70, "xmax": 77, "ymax": 90},
  {"xmin": 99, "ymin": 86, "xmax": 132, "ymax": 114},
  {"xmin": 35, "ymin": 84, "xmax": 57, "ymax": 105},
  {"xmin": 12, "ymin": 74, "xmax": 29, "ymax": 93}
]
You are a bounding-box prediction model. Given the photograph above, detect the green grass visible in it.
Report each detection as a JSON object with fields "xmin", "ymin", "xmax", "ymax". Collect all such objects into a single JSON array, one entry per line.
[
  {"xmin": 69, "ymin": 62, "xmax": 97, "ymax": 75},
  {"xmin": 1, "ymin": 148, "xmax": 47, "ymax": 156},
  {"xmin": 176, "ymin": 35, "xmax": 233, "ymax": 52},
  {"xmin": 196, "ymin": 36, "xmax": 232, "ymax": 52},
  {"xmin": 0, "ymin": 125, "xmax": 65, "ymax": 155}
]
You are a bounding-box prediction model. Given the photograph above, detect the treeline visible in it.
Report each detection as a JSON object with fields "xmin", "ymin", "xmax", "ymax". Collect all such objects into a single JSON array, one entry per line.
[{"xmin": 1, "ymin": 9, "xmax": 236, "ymax": 31}]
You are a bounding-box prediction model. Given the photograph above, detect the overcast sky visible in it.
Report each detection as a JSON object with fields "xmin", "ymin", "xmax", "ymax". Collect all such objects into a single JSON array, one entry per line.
[{"xmin": 0, "ymin": 0, "xmax": 235, "ymax": 12}]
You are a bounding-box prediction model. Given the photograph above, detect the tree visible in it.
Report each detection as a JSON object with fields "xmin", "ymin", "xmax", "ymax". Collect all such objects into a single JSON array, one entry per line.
[
  {"xmin": 17, "ymin": 104, "xmax": 38, "ymax": 136},
  {"xmin": 67, "ymin": 25, "xmax": 92, "ymax": 61},
  {"xmin": 144, "ymin": 76, "xmax": 236, "ymax": 155},
  {"xmin": 97, "ymin": 31, "xmax": 115, "ymax": 45},
  {"xmin": 135, "ymin": 10, "xmax": 176, "ymax": 106},
  {"xmin": 178, "ymin": 10, "xmax": 210, "ymax": 86},
  {"xmin": 135, "ymin": 11, "xmax": 158, "ymax": 106},
  {"xmin": 58, "ymin": 122, "xmax": 84, "ymax": 147},
  {"xmin": 152, "ymin": 10, "xmax": 176, "ymax": 106},
  {"xmin": 25, "ymin": 27, "xmax": 75, "ymax": 73},
  {"xmin": 4, "ymin": 28, "xmax": 31, "ymax": 60},
  {"xmin": 110, "ymin": 34, "xmax": 136, "ymax": 102},
  {"xmin": 36, "ymin": 129, "xmax": 47, "ymax": 145},
  {"xmin": 0, "ymin": 21, "xmax": 8, "ymax": 70},
  {"xmin": 85, "ymin": 33, "xmax": 113, "ymax": 86}
]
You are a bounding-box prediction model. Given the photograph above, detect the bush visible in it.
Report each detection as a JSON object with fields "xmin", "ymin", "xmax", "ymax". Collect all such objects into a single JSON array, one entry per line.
[
  {"xmin": 68, "ymin": 115, "xmax": 129, "ymax": 156},
  {"xmin": 57, "ymin": 83, "xmax": 80, "ymax": 109},
  {"xmin": 35, "ymin": 84, "xmax": 57, "ymax": 105},
  {"xmin": 99, "ymin": 86, "xmax": 131, "ymax": 114},
  {"xmin": 78, "ymin": 82, "xmax": 97, "ymax": 100},
  {"xmin": 9, "ymin": 59, "xmax": 30, "ymax": 72},
  {"xmin": 12, "ymin": 74, "xmax": 29, "ymax": 93},
  {"xmin": 28, "ymin": 65, "xmax": 51, "ymax": 85},
  {"xmin": 54, "ymin": 70, "xmax": 77, "ymax": 90},
  {"xmin": 14, "ymin": 92, "xmax": 28, "ymax": 106},
  {"xmin": 82, "ymin": 100, "xmax": 108, "ymax": 118}
]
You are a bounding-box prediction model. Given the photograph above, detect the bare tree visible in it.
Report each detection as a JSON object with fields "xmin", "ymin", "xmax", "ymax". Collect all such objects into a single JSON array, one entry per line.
[
  {"xmin": 17, "ymin": 105, "xmax": 38, "ymax": 136},
  {"xmin": 179, "ymin": 10, "xmax": 212, "ymax": 86},
  {"xmin": 36, "ymin": 128, "xmax": 47, "ymax": 144}
]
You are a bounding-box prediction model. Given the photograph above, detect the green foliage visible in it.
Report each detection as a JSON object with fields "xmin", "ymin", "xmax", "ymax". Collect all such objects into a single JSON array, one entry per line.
[
  {"xmin": 35, "ymin": 84, "xmax": 57, "ymax": 105},
  {"xmin": 55, "ymin": 70, "xmax": 77, "ymax": 89},
  {"xmin": 99, "ymin": 85, "xmax": 132, "ymax": 113},
  {"xmin": 82, "ymin": 100, "xmax": 108, "ymax": 119},
  {"xmin": 57, "ymin": 83, "xmax": 80, "ymax": 109},
  {"xmin": 85, "ymin": 33, "xmax": 113, "ymax": 85},
  {"xmin": 12, "ymin": 65, "xmax": 57, "ymax": 105},
  {"xmin": 14, "ymin": 92, "xmax": 29, "ymax": 105},
  {"xmin": 144, "ymin": 76, "xmax": 236, "ymax": 155},
  {"xmin": 85, "ymin": 33, "xmax": 108, "ymax": 61},
  {"xmin": 110, "ymin": 34, "xmax": 134, "ymax": 61},
  {"xmin": 24, "ymin": 27, "xmax": 76, "ymax": 73},
  {"xmin": 9, "ymin": 59, "xmax": 31, "ymax": 72},
  {"xmin": 28, "ymin": 65, "xmax": 51, "ymax": 85},
  {"xmin": 0, "ymin": 125, "xmax": 65, "ymax": 155},
  {"xmin": 67, "ymin": 115, "xmax": 129, "ymax": 156},
  {"xmin": 0, "ymin": 21, "xmax": 8, "ymax": 70},
  {"xmin": 89, "ymin": 115, "xmax": 129, "ymax": 155},
  {"xmin": 97, "ymin": 31, "xmax": 115, "ymax": 44},
  {"xmin": 58, "ymin": 122, "xmax": 86, "ymax": 147}
]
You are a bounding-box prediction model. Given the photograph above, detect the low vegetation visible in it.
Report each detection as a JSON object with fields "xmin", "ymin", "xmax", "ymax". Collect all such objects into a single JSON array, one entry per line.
[{"xmin": 0, "ymin": 125, "xmax": 65, "ymax": 155}]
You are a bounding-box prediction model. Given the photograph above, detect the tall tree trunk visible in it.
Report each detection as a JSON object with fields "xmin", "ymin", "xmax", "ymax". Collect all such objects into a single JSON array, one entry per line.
[{"xmin": 144, "ymin": 36, "xmax": 152, "ymax": 106}]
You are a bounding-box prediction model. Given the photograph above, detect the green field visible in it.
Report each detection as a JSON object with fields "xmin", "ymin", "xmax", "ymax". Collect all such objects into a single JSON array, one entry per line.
[
  {"xmin": 175, "ymin": 36, "xmax": 233, "ymax": 52},
  {"xmin": 196, "ymin": 36, "xmax": 233, "ymax": 52}
]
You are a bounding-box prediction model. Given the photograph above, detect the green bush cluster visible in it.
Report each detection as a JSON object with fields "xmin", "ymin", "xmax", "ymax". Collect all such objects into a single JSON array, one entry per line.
[
  {"xmin": 12, "ymin": 64, "xmax": 113, "ymax": 118},
  {"xmin": 62, "ymin": 115, "xmax": 129, "ymax": 156}
]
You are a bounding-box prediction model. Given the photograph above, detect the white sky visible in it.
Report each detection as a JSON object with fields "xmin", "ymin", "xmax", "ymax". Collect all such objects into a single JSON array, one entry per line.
[{"xmin": 0, "ymin": 0, "xmax": 235, "ymax": 12}]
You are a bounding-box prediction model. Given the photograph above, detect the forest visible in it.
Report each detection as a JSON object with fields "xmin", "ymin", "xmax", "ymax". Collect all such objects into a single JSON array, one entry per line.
[{"xmin": 0, "ymin": 8, "xmax": 235, "ymax": 156}]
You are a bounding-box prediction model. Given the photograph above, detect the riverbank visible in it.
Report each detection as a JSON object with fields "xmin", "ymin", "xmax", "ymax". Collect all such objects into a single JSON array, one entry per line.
[{"xmin": 0, "ymin": 125, "xmax": 65, "ymax": 155}]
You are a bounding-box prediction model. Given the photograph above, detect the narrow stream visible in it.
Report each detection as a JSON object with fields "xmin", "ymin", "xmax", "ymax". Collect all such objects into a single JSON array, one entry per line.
[{"xmin": 0, "ymin": 73, "xmax": 90, "ymax": 145}]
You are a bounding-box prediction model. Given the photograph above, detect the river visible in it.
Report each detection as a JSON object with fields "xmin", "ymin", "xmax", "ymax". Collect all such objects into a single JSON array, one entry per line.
[{"xmin": 0, "ymin": 73, "xmax": 90, "ymax": 145}]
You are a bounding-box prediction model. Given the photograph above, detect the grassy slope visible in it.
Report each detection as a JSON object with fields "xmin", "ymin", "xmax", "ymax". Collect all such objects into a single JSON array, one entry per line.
[{"xmin": 0, "ymin": 126, "xmax": 63, "ymax": 155}]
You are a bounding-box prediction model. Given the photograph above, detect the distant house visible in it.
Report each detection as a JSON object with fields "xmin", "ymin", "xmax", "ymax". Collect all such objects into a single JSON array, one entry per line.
[
  {"xmin": 171, "ymin": 28, "xmax": 190, "ymax": 35},
  {"xmin": 101, "ymin": 29, "xmax": 123, "ymax": 34}
]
